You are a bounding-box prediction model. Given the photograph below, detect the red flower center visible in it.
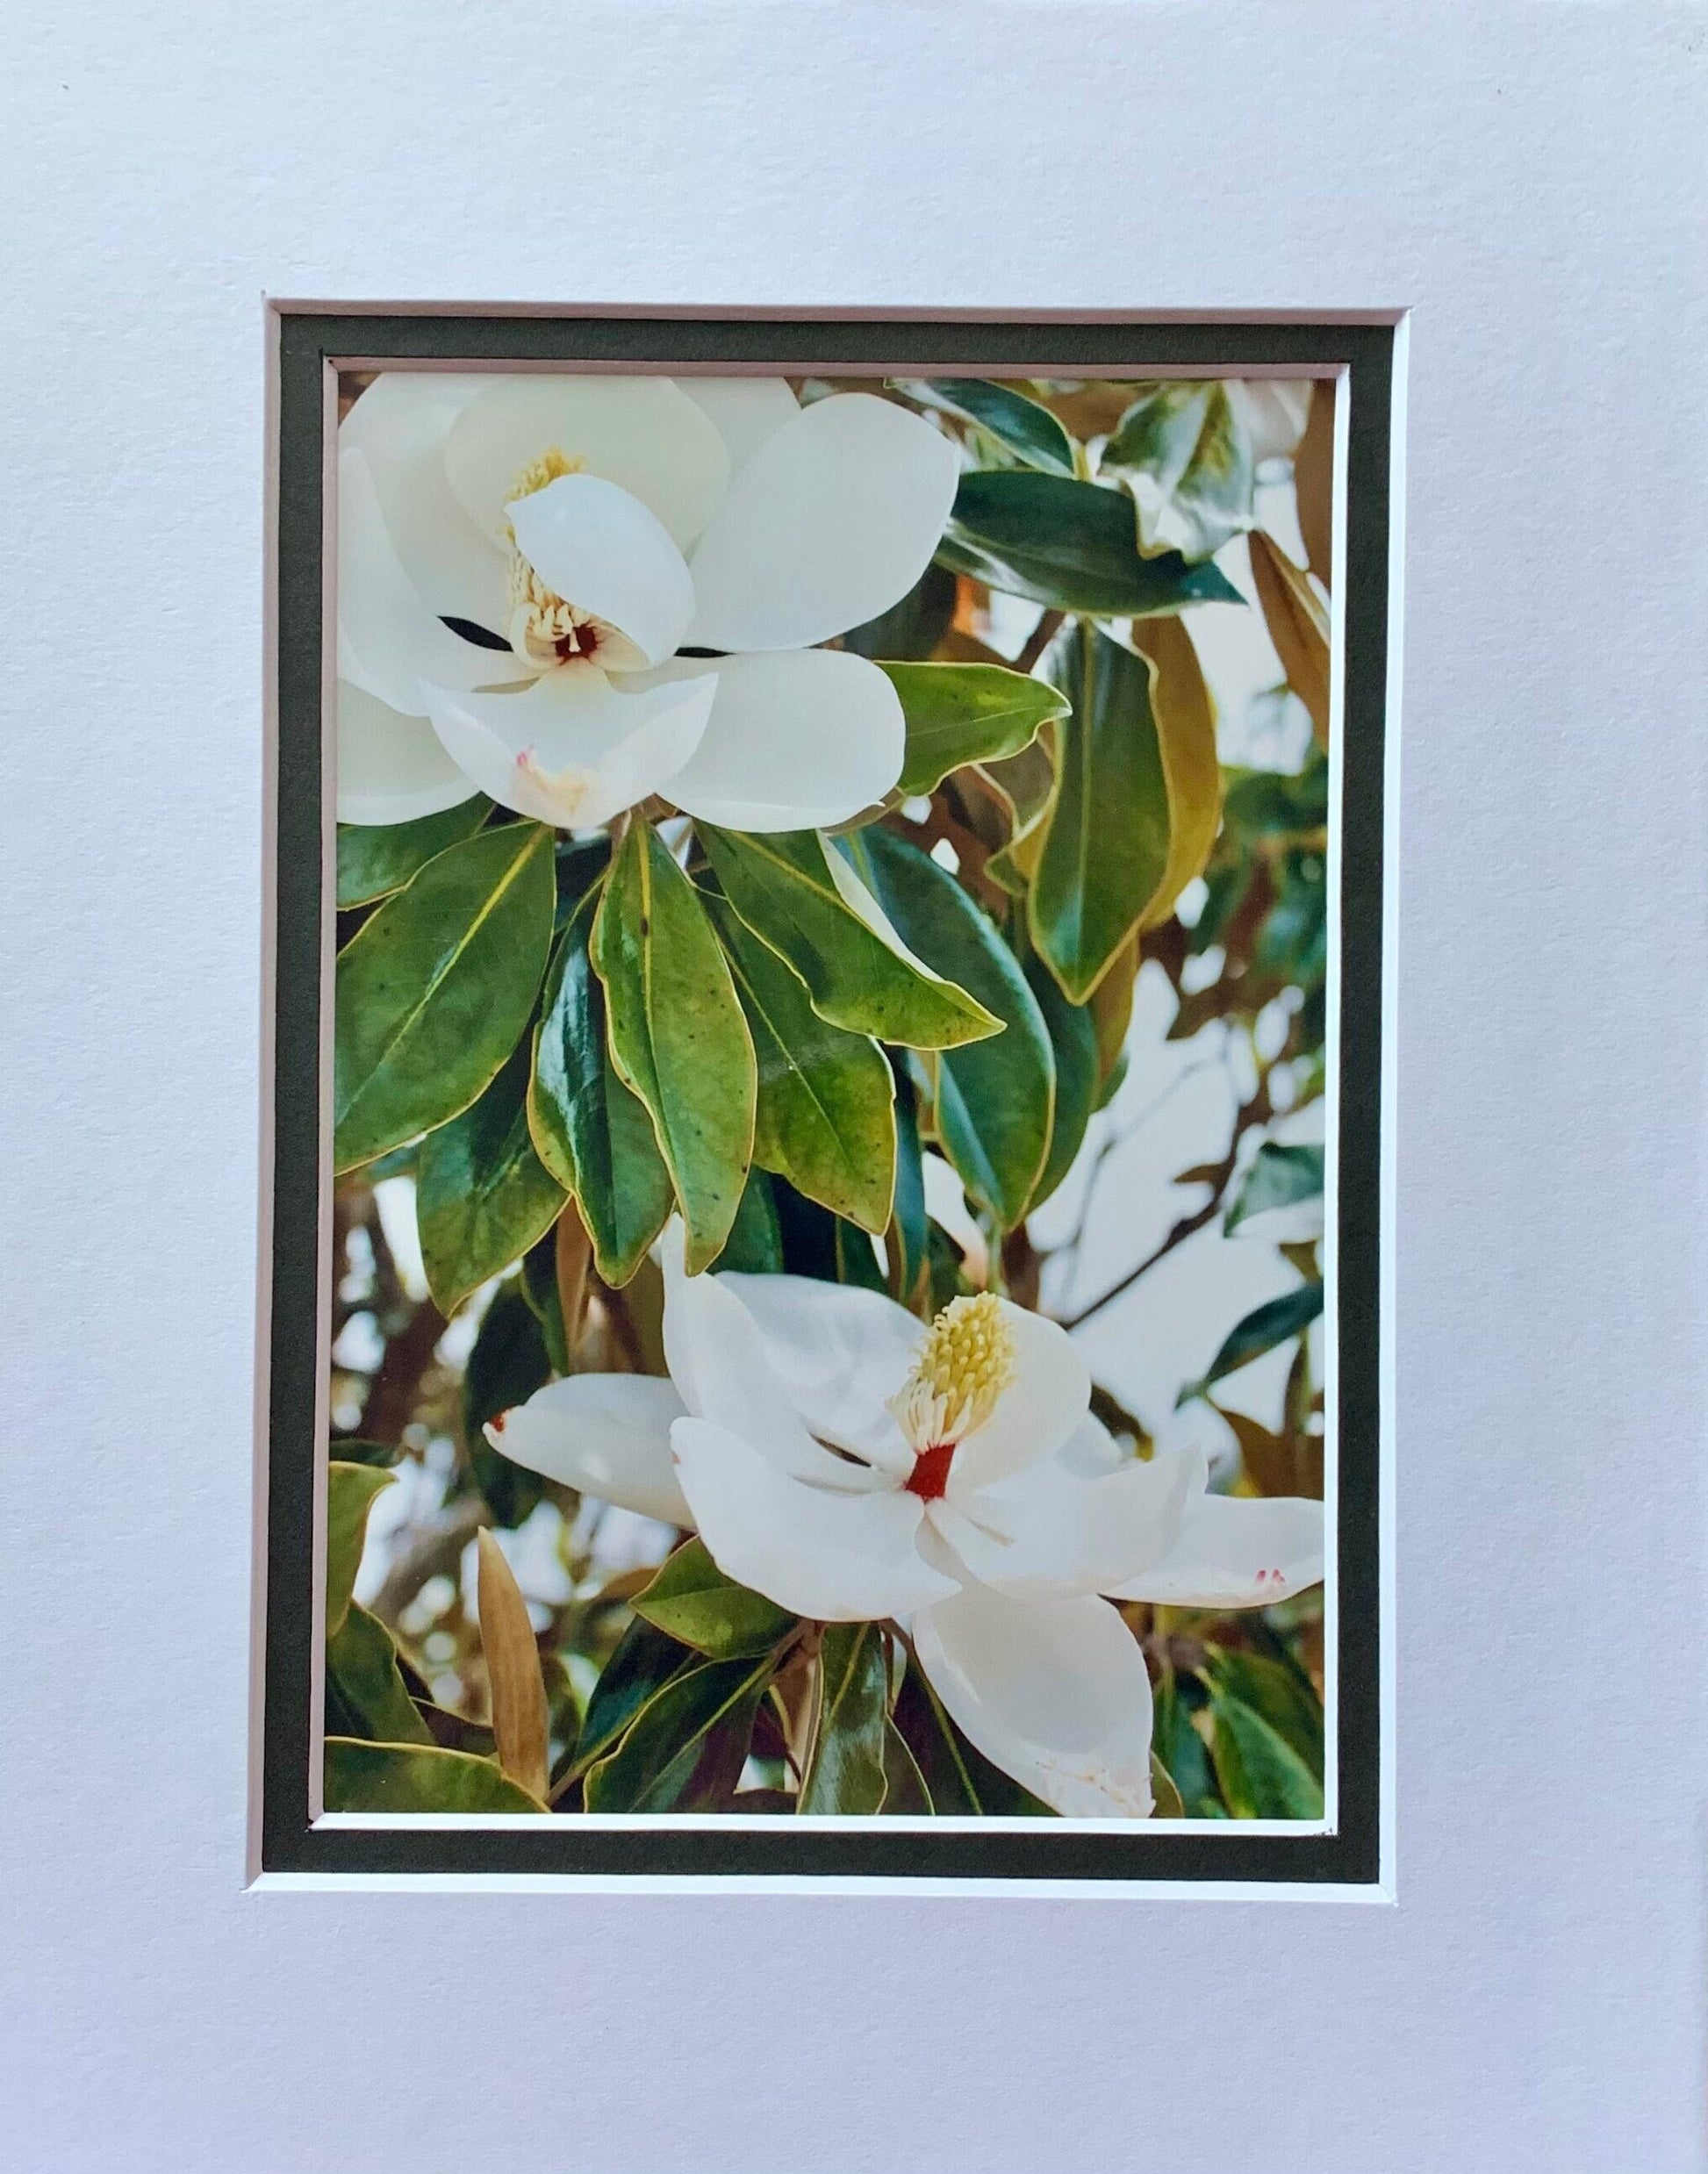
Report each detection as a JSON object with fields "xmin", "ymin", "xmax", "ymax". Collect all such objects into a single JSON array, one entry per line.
[
  {"xmin": 904, "ymin": 1439, "xmax": 955, "ymax": 1503},
  {"xmin": 556, "ymin": 624, "xmax": 599, "ymax": 664}
]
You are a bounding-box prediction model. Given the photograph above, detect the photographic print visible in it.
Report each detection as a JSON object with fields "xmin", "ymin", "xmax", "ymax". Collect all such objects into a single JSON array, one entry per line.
[{"xmin": 264, "ymin": 318, "xmax": 1391, "ymax": 1880}]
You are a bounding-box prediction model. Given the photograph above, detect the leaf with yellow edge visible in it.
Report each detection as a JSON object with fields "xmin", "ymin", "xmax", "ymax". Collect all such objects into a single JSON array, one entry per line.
[
  {"xmin": 1248, "ymin": 527, "xmax": 1331, "ymax": 746},
  {"xmin": 1089, "ymin": 935, "xmax": 1138, "ymax": 1090},
  {"xmin": 1029, "ymin": 620, "xmax": 1220, "ymax": 1002},
  {"xmin": 476, "ymin": 1530, "xmax": 550, "ymax": 1802},
  {"xmin": 1292, "ymin": 382, "xmax": 1335, "ymax": 586},
  {"xmin": 1129, "ymin": 613, "xmax": 1224, "ymax": 932}
]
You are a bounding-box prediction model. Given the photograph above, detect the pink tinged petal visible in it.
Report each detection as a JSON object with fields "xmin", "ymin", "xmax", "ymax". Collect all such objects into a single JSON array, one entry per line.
[
  {"xmin": 486, "ymin": 1374, "xmax": 692, "ymax": 1526},
  {"xmin": 685, "ymin": 392, "xmax": 962, "ymax": 650},
  {"xmin": 506, "ymin": 473, "xmax": 696, "ymax": 667},
  {"xmin": 443, "ymin": 375, "xmax": 729, "ymax": 552},
  {"xmin": 421, "ymin": 668, "xmax": 717, "ymax": 829},
  {"xmin": 1106, "ymin": 1491, "xmax": 1325, "ymax": 1609},
  {"xmin": 714, "ymin": 1272, "xmax": 920, "ymax": 1477},
  {"xmin": 678, "ymin": 376, "xmax": 800, "ymax": 477},
  {"xmin": 338, "ymin": 449, "xmax": 527, "ymax": 716},
  {"xmin": 335, "ymin": 679, "xmax": 481, "ymax": 826},
  {"xmin": 633, "ymin": 649, "xmax": 905, "ymax": 832},
  {"xmin": 671, "ymin": 1417, "xmax": 960, "ymax": 1622},
  {"xmin": 338, "ymin": 372, "xmax": 511, "ymax": 630},
  {"xmin": 913, "ymin": 1585, "xmax": 1155, "ymax": 1819},
  {"xmin": 945, "ymin": 1302, "xmax": 1092, "ymax": 1493},
  {"xmin": 937, "ymin": 1445, "xmax": 1207, "ymax": 1599},
  {"xmin": 660, "ymin": 1241, "xmax": 879, "ymax": 1490}
]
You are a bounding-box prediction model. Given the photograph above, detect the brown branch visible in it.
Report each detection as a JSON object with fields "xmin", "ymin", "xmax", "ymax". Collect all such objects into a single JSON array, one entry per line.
[
  {"xmin": 1059, "ymin": 1081, "xmax": 1273, "ymax": 1331},
  {"xmin": 1012, "ymin": 608, "xmax": 1064, "ymax": 675},
  {"xmin": 355, "ymin": 1295, "xmax": 447, "ymax": 1445},
  {"xmin": 369, "ymin": 1498, "xmax": 486, "ymax": 1625}
]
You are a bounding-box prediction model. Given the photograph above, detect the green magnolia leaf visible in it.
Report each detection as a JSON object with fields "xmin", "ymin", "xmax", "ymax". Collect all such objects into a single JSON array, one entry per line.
[
  {"xmin": 462, "ymin": 1281, "xmax": 552, "ymax": 1530},
  {"xmin": 1023, "ymin": 955, "xmax": 1098, "ymax": 1212},
  {"xmin": 519, "ymin": 1230, "xmax": 571, "ymax": 1374},
  {"xmin": 800, "ymin": 1624, "xmax": 890, "ymax": 1814},
  {"xmin": 938, "ymin": 470, "xmax": 1242, "ymax": 617},
  {"xmin": 1101, "ymin": 383, "xmax": 1256, "ymax": 563},
  {"xmin": 879, "ymin": 662, "xmax": 1069, "ymax": 799},
  {"xmin": 888, "ymin": 1063, "xmax": 929, "ymax": 1306},
  {"xmin": 325, "ymin": 1604, "xmax": 432, "ymax": 1746},
  {"xmin": 582, "ymin": 1654, "xmax": 772, "ymax": 1812},
  {"xmin": 1180, "ymin": 1281, "xmax": 1324, "ymax": 1403},
  {"xmin": 1208, "ymin": 1692, "xmax": 1324, "ymax": 1820},
  {"xmin": 632, "ymin": 1537, "xmax": 798, "ymax": 1660},
  {"xmin": 334, "ymin": 822, "xmax": 555, "ymax": 1173},
  {"xmin": 879, "ymin": 1719, "xmax": 934, "ymax": 1814},
  {"xmin": 697, "ymin": 826, "xmax": 1000, "ymax": 1051},
  {"xmin": 325, "ymin": 1461, "xmax": 396, "ymax": 1637},
  {"xmin": 324, "ymin": 1737, "xmax": 545, "ymax": 1813},
  {"xmin": 529, "ymin": 887, "xmax": 673, "ymax": 1288},
  {"xmin": 891, "ymin": 1664, "xmax": 1054, "ymax": 1815},
  {"xmin": 891, "ymin": 378, "xmax": 1077, "ymax": 477},
  {"xmin": 710, "ymin": 1166, "xmax": 786, "ymax": 1274},
  {"xmin": 840, "ymin": 561, "xmax": 958, "ymax": 663},
  {"xmin": 706, "ymin": 890, "xmax": 896, "ymax": 1234},
  {"xmin": 573, "ymin": 1615, "xmax": 698, "ymax": 1774},
  {"xmin": 1149, "ymin": 1749, "xmax": 1187, "ymax": 1819},
  {"xmin": 1204, "ymin": 1648, "xmax": 1324, "ymax": 1784},
  {"xmin": 845, "ymin": 828, "xmax": 1053, "ymax": 1230},
  {"xmin": 1225, "ymin": 1142, "xmax": 1325, "ymax": 1237},
  {"xmin": 835, "ymin": 1216, "xmax": 887, "ymax": 1293},
  {"xmin": 592, "ymin": 820, "xmax": 757, "ymax": 1274},
  {"xmin": 1152, "ymin": 1671, "xmax": 1222, "ymax": 1815},
  {"xmin": 1031, "ymin": 619, "xmax": 1222, "ymax": 1004},
  {"xmin": 415, "ymin": 1043, "xmax": 565, "ymax": 1316},
  {"xmin": 335, "ymin": 796, "xmax": 493, "ymax": 909},
  {"xmin": 1223, "ymin": 756, "xmax": 1331, "ymax": 840}
]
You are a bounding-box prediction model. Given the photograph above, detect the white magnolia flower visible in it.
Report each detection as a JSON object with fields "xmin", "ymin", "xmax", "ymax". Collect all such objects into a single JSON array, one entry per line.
[
  {"xmin": 336, "ymin": 374, "xmax": 961, "ymax": 832},
  {"xmin": 489, "ymin": 1248, "xmax": 1323, "ymax": 1819}
]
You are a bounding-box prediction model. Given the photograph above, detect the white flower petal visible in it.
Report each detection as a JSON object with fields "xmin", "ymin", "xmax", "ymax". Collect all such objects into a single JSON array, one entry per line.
[
  {"xmin": 678, "ymin": 377, "xmax": 800, "ymax": 477},
  {"xmin": 714, "ymin": 1271, "xmax": 919, "ymax": 1476},
  {"xmin": 485, "ymin": 1374, "xmax": 692, "ymax": 1525},
  {"xmin": 1107, "ymin": 1491, "xmax": 1324, "ymax": 1609},
  {"xmin": 1231, "ymin": 380, "xmax": 1312, "ymax": 465},
  {"xmin": 630, "ymin": 650, "xmax": 904, "ymax": 831},
  {"xmin": 506, "ymin": 473, "xmax": 695, "ymax": 668},
  {"xmin": 443, "ymin": 375, "xmax": 729, "ymax": 551},
  {"xmin": 661, "ymin": 1239, "xmax": 881, "ymax": 1490},
  {"xmin": 339, "ymin": 448, "xmax": 528, "ymax": 716},
  {"xmin": 421, "ymin": 667, "xmax": 717, "ymax": 829},
  {"xmin": 937, "ymin": 1444, "xmax": 1205, "ymax": 1598},
  {"xmin": 335, "ymin": 679, "xmax": 482, "ymax": 826},
  {"xmin": 671, "ymin": 1417, "xmax": 959, "ymax": 1621},
  {"xmin": 913, "ymin": 1585, "xmax": 1155, "ymax": 1819},
  {"xmin": 685, "ymin": 392, "xmax": 960, "ymax": 649},
  {"xmin": 339, "ymin": 372, "xmax": 511, "ymax": 631},
  {"xmin": 946, "ymin": 1302, "xmax": 1091, "ymax": 1493}
]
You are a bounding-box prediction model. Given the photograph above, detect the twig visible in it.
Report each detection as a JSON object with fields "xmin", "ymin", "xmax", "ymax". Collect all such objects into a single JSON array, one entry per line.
[
  {"xmin": 1013, "ymin": 609, "xmax": 1065, "ymax": 675},
  {"xmin": 369, "ymin": 1499, "xmax": 486, "ymax": 1625},
  {"xmin": 1059, "ymin": 1080, "xmax": 1273, "ymax": 1331}
]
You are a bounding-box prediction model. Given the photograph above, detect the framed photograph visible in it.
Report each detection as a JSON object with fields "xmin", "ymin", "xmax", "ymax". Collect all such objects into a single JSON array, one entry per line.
[{"xmin": 262, "ymin": 311, "xmax": 1399, "ymax": 1888}]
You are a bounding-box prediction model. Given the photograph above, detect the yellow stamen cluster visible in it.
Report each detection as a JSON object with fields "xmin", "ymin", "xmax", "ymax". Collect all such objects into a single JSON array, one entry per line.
[
  {"xmin": 505, "ymin": 445, "xmax": 586, "ymax": 511},
  {"xmin": 889, "ymin": 1291, "xmax": 1016, "ymax": 1453}
]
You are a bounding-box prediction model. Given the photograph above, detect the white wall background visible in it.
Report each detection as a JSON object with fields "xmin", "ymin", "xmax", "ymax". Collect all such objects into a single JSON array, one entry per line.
[{"xmin": 2, "ymin": 6, "xmax": 1704, "ymax": 2169}]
